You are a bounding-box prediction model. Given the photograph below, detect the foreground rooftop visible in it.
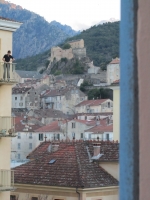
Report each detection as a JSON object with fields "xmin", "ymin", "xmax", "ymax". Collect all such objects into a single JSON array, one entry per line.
[{"xmin": 14, "ymin": 140, "xmax": 119, "ymax": 188}]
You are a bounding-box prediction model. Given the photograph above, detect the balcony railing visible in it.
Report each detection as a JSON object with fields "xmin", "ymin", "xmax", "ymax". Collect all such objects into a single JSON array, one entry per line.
[
  {"xmin": 0, "ymin": 62, "xmax": 16, "ymax": 83},
  {"xmin": 0, "ymin": 170, "xmax": 14, "ymax": 191},
  {"xmin": 0, "ymin": 117, "xmax": 15, "ymax": 138}
]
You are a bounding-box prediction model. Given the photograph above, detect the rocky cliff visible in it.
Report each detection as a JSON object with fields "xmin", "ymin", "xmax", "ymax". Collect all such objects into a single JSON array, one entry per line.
[{"xmin": 0, "ymin": 0, "xmax": 78, "ymax": 59}]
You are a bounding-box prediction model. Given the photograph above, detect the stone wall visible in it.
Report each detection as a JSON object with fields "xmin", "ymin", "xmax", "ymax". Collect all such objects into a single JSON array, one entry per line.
[{"xmin": 72, "ymin": 48, "xmax": 86, "ymax": 59}]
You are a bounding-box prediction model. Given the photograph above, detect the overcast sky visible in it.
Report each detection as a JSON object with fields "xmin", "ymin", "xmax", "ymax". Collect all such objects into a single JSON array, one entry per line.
[{"xmin": 9, "ymin": 0, "xmax": 120, "ymax": 31}]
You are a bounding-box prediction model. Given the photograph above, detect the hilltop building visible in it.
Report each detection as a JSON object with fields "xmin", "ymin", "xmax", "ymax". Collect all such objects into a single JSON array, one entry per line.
[
  {"xmin": 50, "ymin": 39, "xmax": 86, "ymax": 62},
  {"xmin": 0, "ymin": 16, "xmax": 22, "ymax": 200}
]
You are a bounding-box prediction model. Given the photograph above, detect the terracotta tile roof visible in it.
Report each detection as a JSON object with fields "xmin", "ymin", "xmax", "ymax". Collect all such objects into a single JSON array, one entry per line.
[
  {"xmin": 75, "ymin": 99, "xmax": 110, "ymax": 107},
  {"xmin": 12, "ymin": 87, "xmax": 31, "ymax": 94},
  {"xmin": 109, "ymin": 58, "xmax": 120, "ymax": 64},
  {"xmin": 111, "ymin": 79, "xmax": 120, "ymax": 86},
  {"xmin": 34, "ymin": 109, "xmax": 67, "ymax": 119},
  {"xmin": 14, "ymin": 141, "xmax": 118, "ymax": 188},
  {"xmin": 85, "ymin": 124, "xmax": 113, "ymax": 133},
  {"xmin": 113, "ymin": 79, "xmax": 120, "ymax": 84},
  {"xmin": 87, "ymin": 141, "xmax": 119, "ymax": 162},
  {"xmin": 41, "ymin": 87, "xmax": 72, "ymax": 97},
  {"xmin": 14, "ymin": 117, "xmax": 43, "ymax": 132},
  {"xmin": 34, "ymin": 120, "xmax": 67, "ymax": 132}
]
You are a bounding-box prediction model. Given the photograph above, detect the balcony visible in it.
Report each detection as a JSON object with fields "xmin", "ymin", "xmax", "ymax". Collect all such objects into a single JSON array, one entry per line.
[
  {"xmin": 0, "ymin": 117, "xmax": 15, "ymax": 138},
  {"xmin": 0, "ymin": 62, "xmax": 16, "ymax": 84},
  {"xmin": 0, "ymin": 170, "xmax": 14, "ymax": 192}
]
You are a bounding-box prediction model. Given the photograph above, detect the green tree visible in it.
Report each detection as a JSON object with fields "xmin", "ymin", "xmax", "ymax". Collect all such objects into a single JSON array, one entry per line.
[{"xmin": 62, "ymin": 43, "xmax": 71, "ymax": 49}]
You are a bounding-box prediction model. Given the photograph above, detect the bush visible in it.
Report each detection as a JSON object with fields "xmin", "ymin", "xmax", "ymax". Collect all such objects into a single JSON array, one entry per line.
[
  {"xmin": 54, "ymin": 70, "xmax": 62, "ymax": 76},
  {"xmin": 61, "ymin": 57, "xmax": 68, "ymax": 63},
  {"xmin": 62, "ymin": 43, "xmax": 71, "ymax": 49}
]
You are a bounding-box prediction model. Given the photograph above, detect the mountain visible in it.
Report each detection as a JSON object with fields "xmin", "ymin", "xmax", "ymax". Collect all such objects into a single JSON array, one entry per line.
[
  {"xmin": 0, "ymin": 0, "xmax": 78, "ymax": 59},
  {"xmin": 15, "ymin": 21, "xmax": 119, "ymax": 71}
]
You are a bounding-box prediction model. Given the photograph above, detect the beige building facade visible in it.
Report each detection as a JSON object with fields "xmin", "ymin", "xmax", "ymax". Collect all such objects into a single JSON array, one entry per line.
[
  {"xmin": 11, "ymin": 185, "xmax": 119, "ymax": 200},
  {"xmin": 0, "ymin": 17, "xmax": 22, "ymax": 200},
  {"xmin": 109, "ymin": 81, "xmax": 120, "ymax": 141}
]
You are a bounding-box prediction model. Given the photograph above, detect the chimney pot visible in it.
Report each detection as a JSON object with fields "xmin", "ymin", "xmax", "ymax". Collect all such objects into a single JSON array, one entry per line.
[{"xmin": 93, "ymin": 143, "xmax": 100, "ymax": 157}]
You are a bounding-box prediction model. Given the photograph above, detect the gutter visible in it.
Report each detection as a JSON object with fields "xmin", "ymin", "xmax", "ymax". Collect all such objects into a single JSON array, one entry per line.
[{"xmin": 76, "ymin": 187, "xmax": 80, "ymax": 200}]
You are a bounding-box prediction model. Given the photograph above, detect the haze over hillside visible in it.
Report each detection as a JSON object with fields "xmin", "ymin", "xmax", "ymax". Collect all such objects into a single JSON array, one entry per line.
[{"xmin": 0, "ymin": 0, "xmax": 78, "ymax": 59}]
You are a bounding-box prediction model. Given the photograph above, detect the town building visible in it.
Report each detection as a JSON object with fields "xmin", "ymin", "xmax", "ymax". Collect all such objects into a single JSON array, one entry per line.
[
  {"xmin": 13, "ymin": 70, "xmax": 42, "ymax": 83},
  {"xmin": 12, "ymin": 84, "xmax": 49, "ymax": 110},
  {"xmin": 107, "ymin": 58, "xmax": 120, "ymax": 85},
  {"xmin": 41, "ymin": 87, "xmax": 87, "ymax": 114},
  {"xmin": 11, "ymin": 117, "xmax": 43, "ymax": 161},
  {"xmin": 29, "ymin": 109, "xmax": 67, "ymax": 124},
  {"xmin": 84, "ymin": 121, "xmax": 113, "ymax": 141},
  {"xmin": 75, "ymin": 99, "xmax": 113, "ymax": 113},
  {"xmin": 50, "ymin": 39, "xmax": 86, "ymax": 62},
  {"xmin": 87, "ymin": 61, "xmax": 101, "ymax": 74},
  {"xmin": 11, "ymin": 140, "xmax": 119, "ymax": 200},
  {"xmin": 0, "ymin": 16, "xmax": 22, "ymax": 200}
]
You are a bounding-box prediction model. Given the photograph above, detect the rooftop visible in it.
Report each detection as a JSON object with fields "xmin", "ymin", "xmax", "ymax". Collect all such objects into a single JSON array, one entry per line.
[
  {"xmin": 85, "ymin": 123, "xmax": 113, "ymax": 133},
  {"xmin": 0, "ymin": 16, "xmax": 21, "ymax": 23},
  {"xmin": 12, "ymin": 87, "xmax": 31, "ymax": 94},
  {"xmin": 15, "ymin": 70, "xmax": 42, "ymax": 79},
  {"xmin": 14, "ymin": 141, "xmax": 119, "ymax": 188},
  {"xmin": 75, "ymin": 99, "xmax": 110, "ymax": 107},
  {"xmin": 109, "ymin": 58, "xmax": 120, "ymax": 64}
]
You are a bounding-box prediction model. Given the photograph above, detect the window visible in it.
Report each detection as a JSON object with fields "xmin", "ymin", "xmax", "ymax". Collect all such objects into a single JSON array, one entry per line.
[
  {"xmin": 39, "ymin": 133, "xmax": 43, "ymax": 141},
  {"xmin": 19, "ymin": 102, "xmax": 23, "ymax": 106},
  {"xmin": 29, "ymin": 133, "xmax": 32, "ymax": 139},
  {"xmin": 89, "ymin": 134, "xmax": 91, "ymax": 139},
  {"xmin": 108, "ymin": 102, "xmax": 110, "ymax": 108},
  {"xmin": 106, "ymin": 133, "xmax": 109, "ymax": 141},
  {"xmin": 29, "ymin": 143, "xmax": 32, "ymax": 150},
  {"xmin": 18, "ymin": 143, "xmax": 21, "ymax": 149},
  {"xmin": 31, "ymin": 198, "xmax": 38, "ymax": 200},
  {"xmin": 17, "ymin": 133, "xmax": 21, "ymax": 139},
  {"xmin": 81, "ymin": 133, "xmax": 83, "ymax": 139},
  {"xmin": 72, "ymin": 122, "xmax": 75, "ymax": 128},
  {"xmin": 15, "ymin": 97, "xmax": 17, "ymax": 100},
  {"xmin": 57, "ymin": 134, "xmax": 60, "ymax": 140},
  {"xmin": 20, "ymin": 96, "xmax": 23, "ymax": 101},
  {"xmin": 18, "ymin": 154, "xmax": 20, "ymax": 160},
  {"xmin": 72, "ymin": 132, "xmax": 75, "ymax": 139},
  {"xmin": 10, "ymin": 195, "xmax": 16, "ymax": 200}
]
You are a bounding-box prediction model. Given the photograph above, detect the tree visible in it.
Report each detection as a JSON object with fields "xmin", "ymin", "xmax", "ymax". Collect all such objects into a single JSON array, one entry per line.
[
  {"xmin": 62, "ymin": 43, "xmax": 71, "ymax": 49},
  {"xmin": 87, "ymin": 88, "xmax": 113, "ymax": 100}
]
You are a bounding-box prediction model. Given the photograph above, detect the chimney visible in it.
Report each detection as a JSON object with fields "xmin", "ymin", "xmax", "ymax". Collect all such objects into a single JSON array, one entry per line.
[{"xmin": 93, "ymin": 143, "xmax": 100, "ymax": 157}]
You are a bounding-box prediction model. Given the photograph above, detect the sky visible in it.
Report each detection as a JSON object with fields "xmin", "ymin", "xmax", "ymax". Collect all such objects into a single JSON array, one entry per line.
[{"xmin": 9, "ymin": 0, "xmax": 120, "ymax": 31}]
